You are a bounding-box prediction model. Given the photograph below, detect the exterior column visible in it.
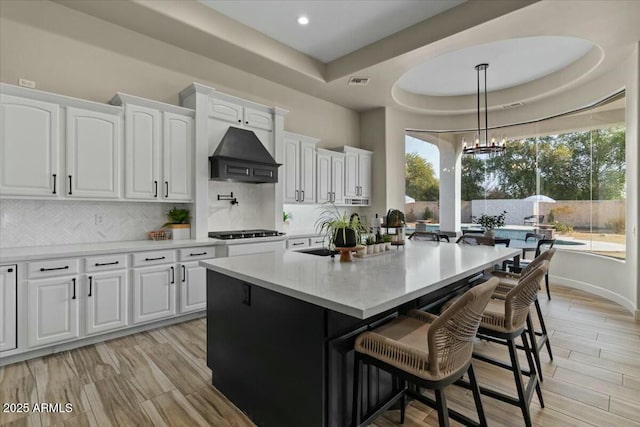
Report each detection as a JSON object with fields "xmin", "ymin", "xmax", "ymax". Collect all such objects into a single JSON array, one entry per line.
[{"xmin": 439, "ymin": 141, "xmax": 462, "ymax": 234}]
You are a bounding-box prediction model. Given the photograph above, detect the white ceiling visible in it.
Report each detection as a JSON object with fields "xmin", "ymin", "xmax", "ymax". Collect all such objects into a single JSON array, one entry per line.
[
  {"xmin": 396, "ymin": 36, "xmax": 595, "ymax": 96},
  {"xmin": 199, "ymin": 0, "xmax": 465, "ymax": 63},
  {"xmin": 53, "ymin": 0, "xmax": 640, "ymax": 114}
]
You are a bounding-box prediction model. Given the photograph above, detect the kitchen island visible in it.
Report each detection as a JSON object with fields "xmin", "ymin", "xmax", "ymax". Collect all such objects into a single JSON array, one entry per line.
[{"xmin": 201, "ymin": 241, "xmax": 519, "ymax": 427}]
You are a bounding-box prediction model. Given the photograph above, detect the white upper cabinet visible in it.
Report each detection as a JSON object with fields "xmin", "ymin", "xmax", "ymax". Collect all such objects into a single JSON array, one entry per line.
[
  {"xmin": 66, "ymin": 107, "xmax": 121, "ymax": 198},
  {"xmin": 0, "ymin": 95, "xmax": 60, "ymax": 196},
  {"xmin": 163, "ymin": 112, "xmax": 193, "ymax": 201},
  {"xmin": 316, "ymin": 149, "xmax": 345, "ymax": 205},
  {"xmin": 283, "ymin": 132, "xmax": 317, "ymax": 204},
  {"xmin": 124, "ymin": 104, "xmax": 161, "ymax": 199},
  {"xmin": 339, "ymin": 146, "xmax": 372, "ymax": 205},
  {"xmin": 114, "ymin": 94, "xmax": 194, "ymax": 202},
  {"xmin": 210, "ymin": 96, "xmax": 273, "ymax": 131}
]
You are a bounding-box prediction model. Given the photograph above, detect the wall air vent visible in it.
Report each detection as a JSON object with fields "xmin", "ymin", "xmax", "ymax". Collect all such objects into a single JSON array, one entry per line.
[
  {"xmin": 502, "ymin": 102, "xmax": 524, "ymax": 109},
  {"xmin": 348, "ymin": 77, "xmax": 370, "ymax": 86}
]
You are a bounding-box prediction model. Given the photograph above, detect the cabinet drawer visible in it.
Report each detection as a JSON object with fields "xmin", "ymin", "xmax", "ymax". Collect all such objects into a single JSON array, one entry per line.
[
  {"xmin": 287, "ymin": 238, "xmax": 309, "ymax": 249},
  {"xmin": 85, "ymin": 254, "xmax": 128, "ymax": 272},
  {"xmin": 310, "ymin": 237, "xmax": 328, "ymax": 247},
  {"xmin": 179, "ymin": 246, "xmax": 216, "ymax": 261},
  {"xmin": 28, "ymin": 259, "xmax": 79, "ymax": 279},
  {"xmin": 132, "ymin": 250, "xmax": 176, "ymax": 267}
]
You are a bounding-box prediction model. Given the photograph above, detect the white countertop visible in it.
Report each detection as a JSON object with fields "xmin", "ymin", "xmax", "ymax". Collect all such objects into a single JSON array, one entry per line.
[
  {"xmin": 0, "ymin": 234, "xmax": 287, "ymax": 263},
  {"xmin": 201, "ymin": 241, "xmax": 520, "ymax": 319}
]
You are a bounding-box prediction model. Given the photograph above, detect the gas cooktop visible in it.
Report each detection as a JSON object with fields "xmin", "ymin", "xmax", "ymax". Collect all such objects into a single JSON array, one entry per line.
[{"xmin": 208, "ymin": 229, "xmax": 285, "ymax": 240}]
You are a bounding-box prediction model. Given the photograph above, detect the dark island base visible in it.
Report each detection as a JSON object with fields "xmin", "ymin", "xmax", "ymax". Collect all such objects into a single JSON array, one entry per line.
[{"xmin": 206, "ymin": 270, "xmax": 470, "ymax": 427}]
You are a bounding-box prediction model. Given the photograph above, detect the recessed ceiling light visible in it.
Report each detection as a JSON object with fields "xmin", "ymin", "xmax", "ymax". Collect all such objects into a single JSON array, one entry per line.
[{"xmin": 297, "ymin": 16, "xmax": 309, "ymax": 25}]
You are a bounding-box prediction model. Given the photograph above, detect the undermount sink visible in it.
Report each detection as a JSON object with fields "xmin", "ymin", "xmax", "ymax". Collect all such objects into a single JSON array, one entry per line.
[{"xmin": 296, "ymin": 248, "xmax": 339, "ymax": 257}]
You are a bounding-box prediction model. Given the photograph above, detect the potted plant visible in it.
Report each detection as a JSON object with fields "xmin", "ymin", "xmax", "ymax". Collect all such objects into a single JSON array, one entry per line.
[
  {"xmin": 282, "ymin": 211, "xmax": 292, "ymax": 233},
  {"xmin": 382, "ymin": 234, "xmax": 392, "ymax": 250},
  {"xmin": 163, "ymin": 207, "xmax": 191, "ymax": 240},
  {"xmin": 386, "ymin": 209, "xmax": 405, "ymax": 227},
  {"xmin": 472, "ymin": 210, "xmax": 507, "ymax": 238},
  {"xmin": 366, "ymin": 235, "xmax": 376, "ymax": 254},
  {"xmin": 315, "ymin": 204, "xmax": 369, "ymax": 249}
]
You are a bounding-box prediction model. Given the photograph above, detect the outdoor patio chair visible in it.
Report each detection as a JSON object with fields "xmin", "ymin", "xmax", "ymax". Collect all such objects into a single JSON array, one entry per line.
[
  {"xmin": 456, "ymin": 235, "xmax": 494, "ymax": 246},
  {"xmin": 525, "ymin": 232, "xmax": 545, "ymax": 242},
  {"xmin": 409, "ymin": 231, "xmax": 440, "ymax": 241},
  {"xmin": 505, "ymin": 239, "xmax": 555, "ymax": 299},
  {"xmin": 523, "ymin": 215, "xmax": 544, "ymax": 226}
]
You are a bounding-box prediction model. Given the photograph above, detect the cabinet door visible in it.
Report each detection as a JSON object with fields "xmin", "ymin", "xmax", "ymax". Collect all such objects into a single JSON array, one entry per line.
[
  {"xmin": 209, "ymin": 98, "xmax": 243, "ymax": 125},
  {"xmin": 344, "ymin": 150, "xmax": 359, "ymax": 198},
  {"xmin": 282, "ymin": 137, "xmax": 300, "ymax": 203},
  {"xmin": 243, "ymin": 107, "xmax": 273, "ymax": 131},
  {"xmin": 0, "ymin": 95, "xmax": 59, "ymax": 196},
  {"xmin": 0, "ymin": 265, "xmax": 17, "ymax": 352},
  {"xmin": 358, "ymin": 153, "xmax": 372, "ymax": 199},
  {"xmin": 66, "ymin": 107, "xmax": 121, "ymax": 198},
  {"xmin": 132, "ymin": 265, "xmax": 176, "ymax": 324},
  {"xmin": 125, "ymin": 104, "xmax": 161, "ymax": 199},
  {"xmin": 316, "ymin": 151, "xmax": 332, "ymax": 204},
  {"xmin": 86, "ymin": 271, "xmax": 128, "ymax": 335},
  {"xmin": 299, "ymin": 140, "xmax": 316, "ymax": 204},
  {"xmin": 179, "ymin": 261, "xmax": 206, "ymax": 313},
  {"xmin": 332, "ymin": 154, "xmax": 346, "ymax": 205},
  {"xmin": 27, "ymin": 275, "xmax": 79, "ymax": 347},
  {"xmin": 163, "ymin": 112, "xmax": 193, "ymax": 201}
]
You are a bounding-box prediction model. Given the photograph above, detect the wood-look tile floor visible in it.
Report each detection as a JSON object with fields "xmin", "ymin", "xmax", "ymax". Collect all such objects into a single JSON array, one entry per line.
[{"xmin": 1, "ymin": 284, "xmax": 639, "ymax": 427}]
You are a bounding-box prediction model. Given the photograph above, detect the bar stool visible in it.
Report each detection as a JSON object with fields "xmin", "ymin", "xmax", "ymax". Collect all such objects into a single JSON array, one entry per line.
[
  {"xmin": 472, "ymin": 262, "xmax": 549, "ymax": 427},
  {"xmin": 352, "ymin": 277, "xmax": 499, "ymax": 427},
  {"xmin": 492, "ymin": 248, "xmax": 556, "ymax": 379}
]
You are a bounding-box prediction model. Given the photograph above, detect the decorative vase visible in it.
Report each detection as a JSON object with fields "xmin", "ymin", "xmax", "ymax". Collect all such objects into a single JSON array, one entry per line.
[
  {"xmin": 374, "ymin": 243, "xmax": 380, "ymax": 253},
  {"xmin": 484, "ymin": 229, "xmax": 495, "ymax": 238},
  {"xmin": 367, "ymin": 245, "xmax": 373, "ymax": 254},
  {"xmin": 167, "ymin": 224, "xmax": 191, "ymax": 240},
  {"xmin": 356, "ymin": 246, "xmax": 366, "ymax": 257},
  {"xmin": 333, "ymin": 228, "xmax": 357, "ymax": 248},
  {"xmin": 385, "ymin": 242, "xmax": 391, "ymax": 251}
]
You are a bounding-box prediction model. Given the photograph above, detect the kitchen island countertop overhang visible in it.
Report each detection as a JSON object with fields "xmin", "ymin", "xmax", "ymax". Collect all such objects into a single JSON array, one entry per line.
[{"xmin": 200, "ymin": 241, "xmax": 520, "ymax": 319}]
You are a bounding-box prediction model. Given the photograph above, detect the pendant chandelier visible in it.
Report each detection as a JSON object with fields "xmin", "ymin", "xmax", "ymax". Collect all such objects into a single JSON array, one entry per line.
[{"xmin": 463, "ymin": 63, "xmax": 506, "ymax": 156}]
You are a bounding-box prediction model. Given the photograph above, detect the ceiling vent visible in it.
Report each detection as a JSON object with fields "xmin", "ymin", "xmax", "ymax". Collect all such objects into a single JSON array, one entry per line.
[
  {"xmin": 348, "ymin": 76, "xmax": 370, "ymax": 86},
  {"xmin": 502, "ymin": 102, "xmax": 524, "ymax": 109}
]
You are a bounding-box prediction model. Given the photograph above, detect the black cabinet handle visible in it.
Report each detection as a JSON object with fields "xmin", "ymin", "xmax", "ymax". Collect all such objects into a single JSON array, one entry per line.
[
  {"xmin": 165, "ymin": 181, "xmax": 169, "ymax": 198},
  {"xmin": 245, "ymin": 121, "xmax": 249, "ymax": 124},
  {"xmin": 170, "ymin": 266, "xmax": 175, "ymax": 284},
  {"xmin": 95, "ymin": 261, "xmax": 119, "ymax": 266},
  {"xmin": 68, "ymin": 175, "xmax": 73, "ymax": 195},
  {"xmin": 182, "ymin": 265, "xmax": 186, "ymax": 282},
  {"xmin": 144, "ymin": 256, "xmax": 165, "ymax": 261},
  {"xmin": 72, "ymin": 278, "xmax": 76, "ymax": 300},
  {"xmin": 7, "ymin": 268, "xmax": 13, "ymax": 273},
  {"xmin": 295, "ymin": 190, "xmax": 299, "ymax": 202},
  {"xmin": 301, "ymin": 190, "xmax": 304, "ymax": 202},
  {"xmin": 154, "ymin": 180, "xmax": 158, "ymax": 198},
  {"xmin": 40, "ymin": 266, "xmax": 69, "ymax": 272},
  {"xmin": 189, "ymin": 252, "xmax": 207, "ymax": 256},
  {"xmin": 88, "ymin": 276, "xmax": 92, "ymax": 297},
  {"xmin": 237, "ymin": 119, "xmax": 241, "ymax": 123},
  {"xmin": 52, "ymin": 174, "xmax": 57, "ymax": 194},
  {"xmin": 292, "ymin": 242, "xmax": 305, "ymax": 246}
]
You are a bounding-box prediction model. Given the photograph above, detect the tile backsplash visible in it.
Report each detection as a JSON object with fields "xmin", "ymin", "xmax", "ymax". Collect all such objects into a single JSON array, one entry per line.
[
  {"xmin": 208, "ymin": 181, "xmax": 275, "ymax": 231},
  {"xmin": 0, "ymin": 199, "xmax": 186, "ymax": 248}
]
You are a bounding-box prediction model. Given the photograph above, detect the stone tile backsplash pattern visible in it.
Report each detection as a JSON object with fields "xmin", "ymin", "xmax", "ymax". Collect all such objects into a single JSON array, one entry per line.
[{"xmin": 0, "ymin": 199, "xmax": 185, "ymax": 248}]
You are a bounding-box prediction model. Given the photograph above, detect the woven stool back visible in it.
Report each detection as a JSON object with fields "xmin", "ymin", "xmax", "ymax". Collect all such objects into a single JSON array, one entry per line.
[
  {"xmin": 421, "ymin": 277, "xmax": 498, "ymax": 378},
  {"xmin": 505, "ymin": 261, "xmax": 548, "ymax": 330}
]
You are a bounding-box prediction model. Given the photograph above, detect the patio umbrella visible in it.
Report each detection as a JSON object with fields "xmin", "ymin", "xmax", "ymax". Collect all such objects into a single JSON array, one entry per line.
[
  {"xmin": 405, "ymin": 195, "xmax": 416, "ymax": 203},
  {"xmin": 524, "ymin": 194, "xmax": 555, "ymax": 203}
]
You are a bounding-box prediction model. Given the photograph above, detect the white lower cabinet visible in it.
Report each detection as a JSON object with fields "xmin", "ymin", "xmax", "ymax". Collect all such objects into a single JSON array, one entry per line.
[
  {"xmin": 132, "ymin": 264, "xmax": 176, "ymax": 324},
  {"xmin": 27, "ymin": 275, "xmax": 80, "ymax": 348},
  {"xmin": 179, "ymin": 261, "xmax": 207, "ymax": 313},
  {"xmin": 85, "ymin": 270, "xmax": 128, "ymax": 335},
  {"xmin": 0, "ymin": 265, "xmax": 17, "ymax": 352}
]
